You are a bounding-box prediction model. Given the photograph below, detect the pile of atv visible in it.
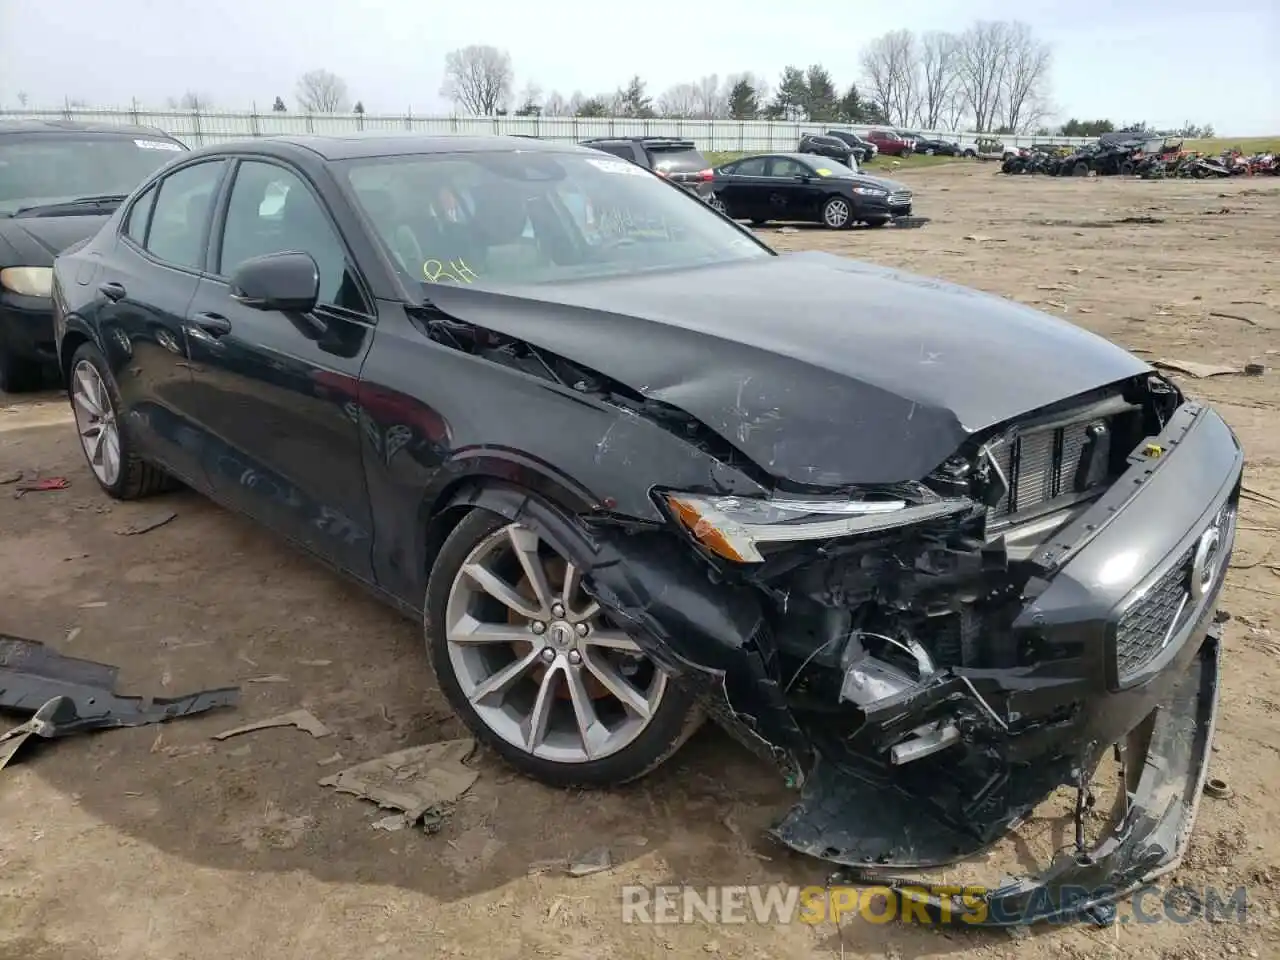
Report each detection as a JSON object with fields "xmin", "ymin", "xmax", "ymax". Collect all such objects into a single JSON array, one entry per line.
[{"xmin": 1218, "ymin": 150, "xmax": 1279, "ymax": 176}]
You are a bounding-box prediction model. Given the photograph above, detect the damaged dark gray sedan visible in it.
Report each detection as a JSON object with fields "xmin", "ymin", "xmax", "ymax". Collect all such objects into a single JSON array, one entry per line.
[{"xmin": 50, "ymin": 134, "xmax": 1241, "ymax": 925}]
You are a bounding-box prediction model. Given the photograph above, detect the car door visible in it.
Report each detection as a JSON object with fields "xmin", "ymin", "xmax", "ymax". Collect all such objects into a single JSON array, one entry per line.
[
  {"xmin": 89, "ymin": 158, "xmax": 230, "ymax": 488},
  {"xmin": 182, "ymin": 157, "xmax": 377, "ymax": 580},
  {"xmin": 764, "ymin": 157, "xmax": 821, "ymax": 222},
  {"xmin": 714, "ymin": 156, "xmax": 769, "ymax": 220}
]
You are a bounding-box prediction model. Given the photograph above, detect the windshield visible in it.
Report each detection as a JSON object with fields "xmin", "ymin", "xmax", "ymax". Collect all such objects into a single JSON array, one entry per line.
[
  {"xmin": 0, "ymin": 133, "xmax": 185, "ymax": 215},
  {"xmin": 341, "ymin": 150, "xmax": 771, "ymax": 289}
]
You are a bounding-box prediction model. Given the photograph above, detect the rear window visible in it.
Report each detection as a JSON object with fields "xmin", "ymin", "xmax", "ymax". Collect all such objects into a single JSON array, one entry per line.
[
  {"xmin": 0, "ymin": 133, "xmax": 186, "ymax": 215},
  {"xmin": 645, "ymin": 145, "xmax": 709, "ymax": 175}
]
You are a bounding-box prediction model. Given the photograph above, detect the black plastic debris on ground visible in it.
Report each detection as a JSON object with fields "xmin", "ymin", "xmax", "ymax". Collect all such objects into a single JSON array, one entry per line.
[{"xmin": 0, "ymin": 634, "xmax": 239, "ymax": 769}]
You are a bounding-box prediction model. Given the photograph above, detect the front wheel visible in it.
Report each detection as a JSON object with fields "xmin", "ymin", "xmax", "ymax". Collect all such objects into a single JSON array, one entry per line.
[
  {"xmin": 67, "ymin": 342, "xmax": 176, "ymax": 499},
  {"xmin": 963, "ymin": 149, "xmax": 976, "ymax": 158},
  {"xmin": 821, "ymin": 196, "xmax": 853, "ymax": 229},
  {"xmin": 707, "ymin": 194, "xmax": 727, "ymax": 215},
  {"xmin": 425, "ymin": 509, "xmax": 702, "ymax": 788},
  {"xmin": 1072, "ymin": 162, "xmax": 1090, "ymax": 177}
]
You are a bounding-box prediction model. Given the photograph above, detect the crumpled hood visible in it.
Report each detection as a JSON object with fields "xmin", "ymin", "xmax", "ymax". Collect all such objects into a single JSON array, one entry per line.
[
  {"xmin": 424, "ymin": 251, "xmax": 1150, "ymax": 487},
  {"xmin": 848, "ymin": 173, "xmax": 909, "ymax": 193},
  {"xmin": 0, "ymin": 214, "xmax": 108, "ymax": 266}
]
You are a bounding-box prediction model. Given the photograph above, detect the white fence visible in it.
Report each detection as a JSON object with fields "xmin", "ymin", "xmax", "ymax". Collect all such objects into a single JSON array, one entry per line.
[{"xmin": 0, "ymin": 107, "xmax": 1096, "ymax": 153}]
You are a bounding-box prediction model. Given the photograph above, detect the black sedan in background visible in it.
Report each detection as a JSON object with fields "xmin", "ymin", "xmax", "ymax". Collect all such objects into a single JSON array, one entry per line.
[
  {"xmin": 0, "ymin": 120, "xmax": 187, "ymax": 391},
  {"xmin": 713, "ymin": 152, "xmax": 911, "ymax": 227},
  {"xmin": 908, "ymin": 134, "xmax": 961, "ymax": 156},
  {"xmin": 51, "ymin": 134, "xmax": 1240, "ymax": 923}
]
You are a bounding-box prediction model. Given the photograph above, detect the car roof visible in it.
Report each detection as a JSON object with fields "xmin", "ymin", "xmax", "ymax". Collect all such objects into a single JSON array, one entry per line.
[
  {"xmin": 184, "ymin": 132, "xmax": 605, "ymax": 162},
  {"xmin": 0, "ymin": 118, "xmax": 181, "ymax": 139}
]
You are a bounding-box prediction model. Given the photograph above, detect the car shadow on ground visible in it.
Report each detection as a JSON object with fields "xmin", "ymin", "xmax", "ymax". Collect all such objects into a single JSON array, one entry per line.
[{"xmin": 1, "ymin": 418, "xmax": 1081, "ymax": 943}]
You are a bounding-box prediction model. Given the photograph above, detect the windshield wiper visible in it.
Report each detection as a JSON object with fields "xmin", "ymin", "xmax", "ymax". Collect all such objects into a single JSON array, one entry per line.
[{"xmin": 11, "ymin": 194, "xmax": 128, "ymax": 218}]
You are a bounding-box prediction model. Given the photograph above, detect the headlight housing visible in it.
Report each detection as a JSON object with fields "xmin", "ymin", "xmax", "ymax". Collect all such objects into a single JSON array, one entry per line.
[
  {"xmin": 664, "ymin": 492, "xmax": 973, "ymax": 563},
  {"xmin": 0, "ymin": 266, "xmax": 54, "ymax": 298},
  {"xmin": 851, "ymin": 187, "xmax": 888, "ymax": 197}
]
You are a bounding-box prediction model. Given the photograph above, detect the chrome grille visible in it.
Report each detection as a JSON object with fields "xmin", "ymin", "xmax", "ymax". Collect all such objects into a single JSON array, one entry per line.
[
  {"xmin": 987, "ymin": 416, "xmax": 1112, "ymax": 521},
  {"xmin": 888, "ymin": 190, "xmax": 911, "ymax": 206},
  {"xmin": 1114, "ymin": 546, "xmax": 1193, "ymax": 681}
]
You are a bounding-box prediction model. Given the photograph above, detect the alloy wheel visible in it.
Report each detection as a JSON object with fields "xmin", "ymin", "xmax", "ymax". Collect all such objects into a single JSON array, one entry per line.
[
  {"xmin": 443, "ymin": 522, "xmax": 668, "ymax": 764},
  {"xmin": 71, "ymin": 359, "xmax": 122, "ymax": 487},
  {"xmin": 708, "ymin": 195, "xmax": 727, "ymax": 214},
  {"xmin": 823, "ymin": 198, "xmax": 851, "ymax": 228}
]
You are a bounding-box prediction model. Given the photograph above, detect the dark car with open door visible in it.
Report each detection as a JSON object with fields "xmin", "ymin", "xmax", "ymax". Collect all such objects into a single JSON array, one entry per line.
[
  {"xmin": 51, "ymin": 133, "xmax": 1241, "ymax": 926},
  {"xmin": 0, "ymin": 120, "xmax": 187, "ymax": 391},
  {"xmin": 713, "ymin": 153, "xmax": 911, "ymax": 228}
]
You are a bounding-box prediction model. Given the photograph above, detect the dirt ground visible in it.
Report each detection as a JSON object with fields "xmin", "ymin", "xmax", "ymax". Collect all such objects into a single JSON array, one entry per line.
[{"xmin": 2, "ymin": 163, "xmax": 1278, "ymax": 960}]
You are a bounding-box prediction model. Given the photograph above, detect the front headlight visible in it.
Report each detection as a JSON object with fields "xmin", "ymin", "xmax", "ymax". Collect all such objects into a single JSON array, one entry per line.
[
  {"xmin": 0, "ymin": 266, "xmax": 54, "ymax": 298},
  {"xmin": 664, "ymin": 492, "xmax": 973, "ymax": 563},
  {"xmin": 851, "ymin": 187, "xmax": 888, "ymax": 197}
]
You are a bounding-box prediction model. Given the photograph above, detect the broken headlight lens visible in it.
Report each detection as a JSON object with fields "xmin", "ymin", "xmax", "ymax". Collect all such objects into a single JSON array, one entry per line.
[{"xmin": 664, "ymin": 492, "xmax": 972, "ymax": 563}]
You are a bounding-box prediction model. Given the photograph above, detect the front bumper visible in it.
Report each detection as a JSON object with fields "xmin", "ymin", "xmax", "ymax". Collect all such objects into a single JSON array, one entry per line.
[{"xmin": 0, "ymin": 293, "xmax": 57, "ymax": 364}]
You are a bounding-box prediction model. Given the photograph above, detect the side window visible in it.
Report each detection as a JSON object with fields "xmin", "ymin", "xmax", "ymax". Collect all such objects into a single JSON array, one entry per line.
[
  {"xmin": 123, "ymin": 184, "xmax": 157, "ymax": 245},
  {"xmin": 593, "ymin": 143, "xmax": 637, "ymax": 163},
  {"xmin": 733, "ymin": 157, "xmax": 768, "ymax": 176},
  {"xmin": 219, "ymin": 160, "xmax": 364, "ymax": 313},
  {"xmin": 145, "ymin": 160, "xmax": 226, "ymax": 270},
  {"xmin": 768, "ymin": 158, "xmax": 810, "ymax": 178}
]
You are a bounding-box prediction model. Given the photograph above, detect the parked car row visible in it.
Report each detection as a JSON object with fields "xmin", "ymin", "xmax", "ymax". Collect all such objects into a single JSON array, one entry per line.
[{"xmin": 0, "ymin": 119, "xmax": 189, "ymax": 391}]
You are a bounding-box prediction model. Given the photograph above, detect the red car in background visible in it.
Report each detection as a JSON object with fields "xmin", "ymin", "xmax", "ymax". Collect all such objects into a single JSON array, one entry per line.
[{"xmin": 866, "ymin": 129, "xmax": 915, "ymax": 157}]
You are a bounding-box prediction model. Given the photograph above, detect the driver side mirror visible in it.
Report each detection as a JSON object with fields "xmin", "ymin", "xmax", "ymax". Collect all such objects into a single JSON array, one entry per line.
[{"xmin": 230, "ymin": 251, "xmax": 320, "ymax": 313}]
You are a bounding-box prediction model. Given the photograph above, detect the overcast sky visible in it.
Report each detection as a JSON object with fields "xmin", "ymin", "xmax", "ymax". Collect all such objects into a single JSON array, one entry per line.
[{"xmin": 1, "ymin": 0, "xmax": 1276, "ymax": 135}]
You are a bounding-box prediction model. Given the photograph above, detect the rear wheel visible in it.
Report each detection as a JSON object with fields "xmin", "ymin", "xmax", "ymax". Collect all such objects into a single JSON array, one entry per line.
[
  {"xmin": 1120, "ymin": 160, "xmax": 1135, "ymax": 176},
  {"xmin": 821, "ymin": 197, "xmax": 853, "ymax": 229},
  {"xmin": 963, "ymin": 149, "xmax": 976, "ymax": 158},
  {"xmin": 68, "ymin": 342, "xmax": 177, "ymax": 499},
  {"xmin": 707, "ymin": 194, "xmax": 727, "ymax": 215},
  {"xmin": 425, "ymin": 509, "xmax": 701, "ymax": 788}
]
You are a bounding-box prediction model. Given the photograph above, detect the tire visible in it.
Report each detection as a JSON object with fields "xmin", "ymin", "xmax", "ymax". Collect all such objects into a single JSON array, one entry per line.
[
  {"xmin": 1072, "ymin": 162, "xmax": 1090, "ymax": 177},
  {"xmin": 925, "ymin": 148, "xmax": 935, "ymax": 156},
  {"xmin": 821, "ymin": 196, "xmax": 853, "ymax": 229},
  {"xmin": 0, "ymin": 347, "xmax": 45, "ymax": 394},
  {"xmin": 67, "ymin": 341, "xmax": 177, "ymax": 499},
  {"xmin": 1120, "ymin": 160, "xmax": 1135, "ymax": 176},
  {"xmin": 901, "ymin": 148, "xmax": 913, "ymax": 158},
  {"xmin": 963, "ymin": 149, "xmax": 976, "ymax": 158},
  {"xmin": 424, "ymin": 508, "xmax": 702, "ymax": 789},
  {"xmin": 707, "ymin": 194, "xmax": 727, "ymax": 215}
]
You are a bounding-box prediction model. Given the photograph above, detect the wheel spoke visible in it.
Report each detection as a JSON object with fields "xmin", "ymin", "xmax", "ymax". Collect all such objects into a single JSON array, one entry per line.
[
  {"xmin": 506, "ymin": 526, "xmax": 554, "ymax": 615},
  {"xmin": 583, "ymin": 649, "xmax": 651, "ymax": 719},
  {"xmin": 522, "ymin": 661, "xmax": 559, "ymax": 752},
  {"xmin": 565, "ymin": 664, "xmax": 602, "ymax": 759},
  {"xmin": 74, "ymin": 369, "xmax": 102, "ymax": 416},
  {"xmin": 468, "ymin": 647, "xmax": 541, "ymax": 706},
  {"xmin": 562, "ymin": 562, "xmax": 583, "ymax": 613},
  {"xmin": 448, "ymin": 616, "xmax": 534, "ymax": 646},
  {"xmin": 73, "ymin": 389, "xmax": 100, "ymax": 419},
  {"xmin": 462, "ymin": 562, "xmax": 543, "ymax": 620},
  {"xmin": 90, "ymin": 425, "xmax": 107, "ymax": 464},
  {"xmin": 89, "ymin": 372, "xmax": 109, "ymax": 416},
  {"xmin": 103, "ymin": 426, "xmax": 121, "ymax": 480},
  {"xmin": 582, "ymin": 628, "xmax": 643, "ymax": 654}
]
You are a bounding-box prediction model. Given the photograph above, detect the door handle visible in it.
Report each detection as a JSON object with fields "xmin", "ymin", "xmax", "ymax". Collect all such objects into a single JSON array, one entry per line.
[
  {"xmin": 190, "ymin": 312, "xmax": 233, "ymax": 337},
  {"xmin": 99, "ymin": 281, "xmax": 126, "ymax": 301}
]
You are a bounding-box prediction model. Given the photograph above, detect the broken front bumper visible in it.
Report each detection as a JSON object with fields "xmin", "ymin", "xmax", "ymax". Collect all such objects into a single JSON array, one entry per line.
[{"xmin": 772, "ymin": 619, "xmax": 1222, "ymax": 926}]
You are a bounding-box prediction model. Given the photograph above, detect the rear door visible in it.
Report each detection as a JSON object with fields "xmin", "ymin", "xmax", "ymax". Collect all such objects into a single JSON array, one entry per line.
[
  {"xmin": 183, "ymin": 157, "xmax": 377, "ymax": 579},
  {"xmin": 87, "ymin": 158, "xmax": 230, "ymax": 487},
  {"xmin": 713, "ymin": 156, "xmax": 770, "ymax": 220},
  {"xmin": 764, "ymin": 156, "xmax": 822, "ymax": 221}
]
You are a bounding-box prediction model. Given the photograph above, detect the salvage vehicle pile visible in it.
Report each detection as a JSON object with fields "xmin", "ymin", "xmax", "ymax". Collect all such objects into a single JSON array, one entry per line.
[{"xmin": 1000, "ymin": 129, "xmax": 1279, "ymax": 179}]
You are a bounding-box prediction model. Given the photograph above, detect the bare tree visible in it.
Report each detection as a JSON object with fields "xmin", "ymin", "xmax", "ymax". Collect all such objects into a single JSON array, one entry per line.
[
  {"xmin": 543, "ymin": 91, "xmax": 568, "ymax": 116},
  {"xmin": 999, "ymin": 22, "xmax": 1052, "ymax": 133},
  {"xmin": 658, "ymin": 83, "xmax": 699, "ymax": 118},
  {"xmin": 166, "ymin": 91, "xmax": 213, "ymax": 110},
  {"xmin": 694, "ymin": 74, "xmax": 724, "ymax": 118},
  {"xmin": 296, "ymin": 69, "xmax": 350, "ymax": 113},
  {"xmin": 954, "ymin": 21, "xmax": 1015, "ymax": 133},
  {"xmin": 919, "ymin": 32, "xmax": 959, "ymax": 129},
  {"xmin": 860, "ymin": 30, "xmax": 920, "ymax": 126},
  {"xmin": 514, "ymin": 80, "xmax": 543, "ymax": 115},
  {"xmin": 440, "ymin": 45, "xmax": 513, "ymax": 115},
  {"xmin": 16, "ymin": 91, "xmax": 29, "ymax": 107}
]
